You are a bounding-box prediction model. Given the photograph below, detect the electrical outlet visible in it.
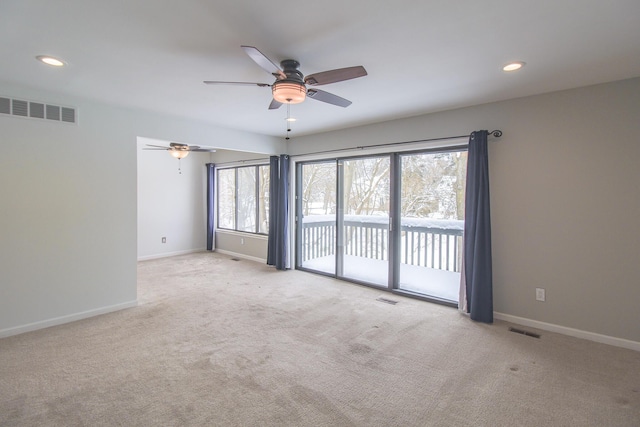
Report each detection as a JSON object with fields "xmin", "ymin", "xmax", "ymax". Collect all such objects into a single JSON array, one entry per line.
[
  {"xmin": 240, "ymin": 238, "xmax": 244, "ymax": 245},
  {"xmin": 535, "ymin": 288, "xmax": 545, "ymax": 302},
  {"xmin": 162, "ymin": 237, "xmax": 166, "ymax": 243}
]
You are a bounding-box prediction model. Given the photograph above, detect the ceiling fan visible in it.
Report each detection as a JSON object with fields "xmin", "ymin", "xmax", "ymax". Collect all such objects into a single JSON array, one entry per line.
[
  {"xmin": 144, "ymin": 142, "xmax": 216, "ymax": 159},
  {"xmin": 144, "ymin": 142, "xmax": 216, "ymax": 173},
  {"xmin": 204, "ymin": 46, "xmax": 367, "ymax": 109}
]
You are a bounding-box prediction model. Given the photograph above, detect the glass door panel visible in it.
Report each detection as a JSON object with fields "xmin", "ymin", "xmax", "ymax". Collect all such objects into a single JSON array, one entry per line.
[
  {"xmin": 398, "ymin": 151, "xmax": 467, "ymax": 301},
  {"xmin": 298, "ymin": 162, "xmax": 337, "ymax": 274},
  {"xmin": 340, "ymin": 157, "xmax": 390, "ymax": 287}
]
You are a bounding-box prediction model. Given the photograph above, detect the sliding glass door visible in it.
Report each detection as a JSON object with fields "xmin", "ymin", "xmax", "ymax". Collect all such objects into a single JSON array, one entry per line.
[
  {"xmin": 297, "ymin": 161, "xmax": 337, "ymax": 275},
  {"xmin": 340, "ymin": 157, "xmax": 390, "ymax": 287},
  {"xmin": 398, "ymin": 151, "xmax": 467, "ymax": 301},
  {"xmin": 295, "ymin": 148, "xmax": 466, "ymax": 304}
]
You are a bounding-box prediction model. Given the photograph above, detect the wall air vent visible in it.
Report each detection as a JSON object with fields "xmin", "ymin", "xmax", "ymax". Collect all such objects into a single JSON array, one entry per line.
[
  {"xmin": 61, "ymin": 107, "xmax": 75, "ymax": 123},
  {"xmin": 12, "ymin": 99, "xmax": 28, "ymax": 117},
  {"xmin": 29, "ymin": 102, "xmax": 45, "ymax": 119},
  {"xmin": 0, "ymin": 96, "xmax": 77, "ymax": 124},
  {"xmin": 0, "ymin": 97, "xmax": 9, "ymax": 114},
  {"xmin": 46, "ymin": 104, "xmax": 60, "ymax": 121}
]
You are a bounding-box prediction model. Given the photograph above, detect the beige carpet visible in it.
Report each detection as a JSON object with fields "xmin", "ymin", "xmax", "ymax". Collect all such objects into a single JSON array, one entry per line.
[{"xmin": 1, "ymin": 252, "xmax": 639, "ymax": 426}]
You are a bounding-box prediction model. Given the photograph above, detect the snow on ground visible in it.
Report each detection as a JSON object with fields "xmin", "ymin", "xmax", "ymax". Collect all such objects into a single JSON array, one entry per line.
[
  {"xmin": 303, "ymin": 215, "xmax": 463, "ymax": 231},
  {"xmin": 301, "ymin": 254, "xmax": 460, "ymax": 303}
]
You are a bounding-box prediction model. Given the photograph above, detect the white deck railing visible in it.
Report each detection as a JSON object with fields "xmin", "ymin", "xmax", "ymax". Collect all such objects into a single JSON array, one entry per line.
[{"xmin": 301, "ymin": 215, "xmax": 463, "ymax": 272}]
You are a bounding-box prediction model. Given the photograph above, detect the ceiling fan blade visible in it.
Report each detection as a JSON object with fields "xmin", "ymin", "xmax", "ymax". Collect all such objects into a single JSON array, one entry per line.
[
  {"xmin": 306, "ymin": 89, "xmax": 352, "ymax": 107},
  {"xmin": 304, "ymin": 66, "xmax": 367, "ymax": 86},
  {"xmin": 241, "ymin": 46, "xmax": 286, "ymax": 79},
  {"xmin": 269, "ymin": 99, "xmax": 283, "ymax": 110},
  {"xmin": 145, "ymin": 144, "xmax": 171, "ymax": 149},
  {"xmin": 203, "ymin": 81, "xmax": 271, "ymax": 87},
  {"xmin": 189, "ymin": 148, "xmax": 217, "ymax": 152}
]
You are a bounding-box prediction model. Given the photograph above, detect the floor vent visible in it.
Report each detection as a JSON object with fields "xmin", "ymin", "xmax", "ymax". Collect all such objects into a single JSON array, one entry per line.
[
  {"xmin": 0, "ymin": 96, "xmax": 77, "ymax": 124},
  {"xmin": 376, "ymin": 297, "xmax": 399, "ymax": 305},
  {"xmin": 509, "ymin": 327, "xmax": 541, "ymax": 338}
]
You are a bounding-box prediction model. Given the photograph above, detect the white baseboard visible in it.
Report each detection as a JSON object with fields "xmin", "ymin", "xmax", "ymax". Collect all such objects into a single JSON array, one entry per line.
[
  {"xmin": 138, "ymin": 248, "xmax": 205, "ymax": 261},
  {"xmin": 494, "ymin": 312, "xmax": 640, "ymax": 352},
  {"xmin": 214, "ymin": 249, "xmax": 266, "ymax": 264},
  {"xmin": 0, "ymin": 300, "xmax": 138, "ymax": 339}
]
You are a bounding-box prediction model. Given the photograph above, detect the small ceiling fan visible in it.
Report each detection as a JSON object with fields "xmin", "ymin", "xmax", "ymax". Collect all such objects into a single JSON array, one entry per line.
[
  {"xmin": 144, "ymin": 142, "xmax": 216, "ymax": 173},
  {"xmin": 144, "ymin": 142, "xmax": 216, "ymax": 159},
  {"xmin": 204, "ymin": 46, "xmax": 367, "ymax": 109}
]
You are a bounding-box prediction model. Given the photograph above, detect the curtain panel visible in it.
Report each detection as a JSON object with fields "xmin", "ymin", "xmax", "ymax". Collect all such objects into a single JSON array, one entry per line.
[
  {"xmin": 462, "ymin": 130, "xmax": 493, "ymax": 323},
  {"xmin": 206, "ymin": 163, "xmax": 215, "ymax": 251},
  {"xmin": 267, "ymin": 155, "xmax": 289, "ymax": 270}
]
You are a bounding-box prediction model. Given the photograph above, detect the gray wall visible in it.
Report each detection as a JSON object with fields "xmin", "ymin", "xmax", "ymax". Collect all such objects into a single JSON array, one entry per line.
[
  {"xmin": 289, "ymin": 78, "xmax": 640, "ymax": 343},
  {"xmin": 215, "ymin": 231, "xmax": 268, "ymax": 262}
]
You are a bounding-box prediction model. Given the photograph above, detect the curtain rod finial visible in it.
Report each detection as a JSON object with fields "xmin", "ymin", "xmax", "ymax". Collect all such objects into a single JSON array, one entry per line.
[{"xmin": 489, "ymin": 130, "xmax": 502, "ymax": 137}]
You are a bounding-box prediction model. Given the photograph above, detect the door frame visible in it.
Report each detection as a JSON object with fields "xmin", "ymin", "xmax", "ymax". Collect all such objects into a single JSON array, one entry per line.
[{"xmin": 290, "ymin": 139, "xmax": 468, "ymax": 307}]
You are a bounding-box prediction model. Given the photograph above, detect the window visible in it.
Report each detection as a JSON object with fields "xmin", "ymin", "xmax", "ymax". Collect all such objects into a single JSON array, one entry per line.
[{"xmin": 217, "ymin": 165, "xmax": 270, "ymax": 234}]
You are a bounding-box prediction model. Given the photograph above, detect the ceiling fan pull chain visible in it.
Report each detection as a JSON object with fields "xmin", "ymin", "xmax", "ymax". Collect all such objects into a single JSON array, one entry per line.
[
  {"xmin": 178, "ymin": 158, "xmax": 182, "ymax": 174},
  {"xmin": 286, "ymin": 103, "xmax": 291, "ymax": 140}
]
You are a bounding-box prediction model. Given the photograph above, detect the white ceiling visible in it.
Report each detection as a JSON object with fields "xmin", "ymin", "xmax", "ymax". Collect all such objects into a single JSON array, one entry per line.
[{"xmin": 1, "ymin": 0, "xmax": 639, "ymax": 138}]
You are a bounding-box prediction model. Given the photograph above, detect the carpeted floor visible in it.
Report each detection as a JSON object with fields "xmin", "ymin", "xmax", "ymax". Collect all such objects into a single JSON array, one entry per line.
[{"xmin": 1, "ymin": 252, "xmax": 639, "ymax": 426}]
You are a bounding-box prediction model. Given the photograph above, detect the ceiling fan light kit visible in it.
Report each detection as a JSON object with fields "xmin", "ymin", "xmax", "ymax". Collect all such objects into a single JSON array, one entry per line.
[
  {"xmin": 170, "ymin": 149, "xmax": 189, "ymax": 159},
  {"xmin": 272, "ymin": 81, "xmax": 306, "ymax": 104}
]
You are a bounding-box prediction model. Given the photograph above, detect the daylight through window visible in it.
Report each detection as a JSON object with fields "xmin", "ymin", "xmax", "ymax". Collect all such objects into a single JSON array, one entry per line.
[{"xmin": 217, "ymin": 165, "xmax": 270, "ymax": 234}]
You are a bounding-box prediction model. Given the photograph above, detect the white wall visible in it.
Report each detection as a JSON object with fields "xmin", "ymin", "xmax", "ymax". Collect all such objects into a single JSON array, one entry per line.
[
  {"xmin": 137, "ymin": 137, "xmax": 209, "ymax": 260},
  {"xmin": 289, "ymin": 78, "xmax": 640, "ymax": 344},
  {"xmin": 0, "ymin": 81, "xmax": 283, "ymax": 336}
]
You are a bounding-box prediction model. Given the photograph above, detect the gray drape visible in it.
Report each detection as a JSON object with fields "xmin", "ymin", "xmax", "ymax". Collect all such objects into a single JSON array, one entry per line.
[
  {"xmin": 206, "ymin": 163, "xmax": 215, "ymax": 251},
  {"xmin": 267, "ymin": 155, "xmax": 289, "ymax": 270},
  {"xmin": 463, "ymin": 130, "xmax": 493, "ymax": 323}
]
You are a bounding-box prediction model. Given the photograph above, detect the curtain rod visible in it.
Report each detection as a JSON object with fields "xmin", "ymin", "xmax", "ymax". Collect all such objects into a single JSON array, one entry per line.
[
  {"xmin": 289, "ymin": 129, "xmax": 502, "ymax": 158},
  {"xmin": 214, "ymin": 130, "xmax": 502, "ymax": 166}
]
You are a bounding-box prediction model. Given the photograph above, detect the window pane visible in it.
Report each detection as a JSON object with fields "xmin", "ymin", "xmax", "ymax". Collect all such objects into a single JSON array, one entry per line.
[
  {"xmin": 399, "ymin": 150, "xmax": 467, "ymax": 302},
  {"xmin": 258, "ymin": 165, "xmax": 270, "ymax": 234},
  {"xmin": 237, "ymin": 167, "xmax": 256, "ymax": 232},
  {"xmin": 341, "ymin": 156, "xmax": 390, "ymax": 287},
  {"xmin": 217, "ymin": 164, "xmax": 269, "ymax": 235},
  {"xmin": 299, "ymin": 161, "xmax": 337, "ymax": 274},
  {"xmin": 217, "ymin": 169, "xmax": 235, "ymax": 229}
]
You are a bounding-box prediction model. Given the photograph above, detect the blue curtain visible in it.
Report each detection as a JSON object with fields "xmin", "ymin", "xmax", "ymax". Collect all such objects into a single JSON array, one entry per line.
[
  {"xmin": 464, "ymin": 131, "xmax": 493, "ymax": 323},
  {"xmin": 206, "ymin": 163, "xmax": 215, "ymax": 251},
  {"xmin": 267, "ymin": 155, "xmax": 289, "ymax": 270},
  {"xmin": 267, "ymin": 156, "xmax": 279, "ymax": 266}
]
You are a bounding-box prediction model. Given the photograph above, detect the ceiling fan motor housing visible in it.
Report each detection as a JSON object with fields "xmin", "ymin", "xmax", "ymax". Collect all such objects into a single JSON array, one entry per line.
[{"xmin": 272, "ymin": 60, "xmax": 307, "ymax": 104}]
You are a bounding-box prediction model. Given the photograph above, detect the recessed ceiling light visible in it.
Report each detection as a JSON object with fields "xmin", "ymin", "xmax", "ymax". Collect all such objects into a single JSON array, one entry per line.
[
  {"xmin": 285, "ymin": 117, "xmax": 297, "ymax": 122},
  {"xmin": 36, "ymin": 55, "xmax": 65, "ymax": 67},
  {"xmin": 503, "ymin": 61, "xmax": 525, "ymax": 72}
]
